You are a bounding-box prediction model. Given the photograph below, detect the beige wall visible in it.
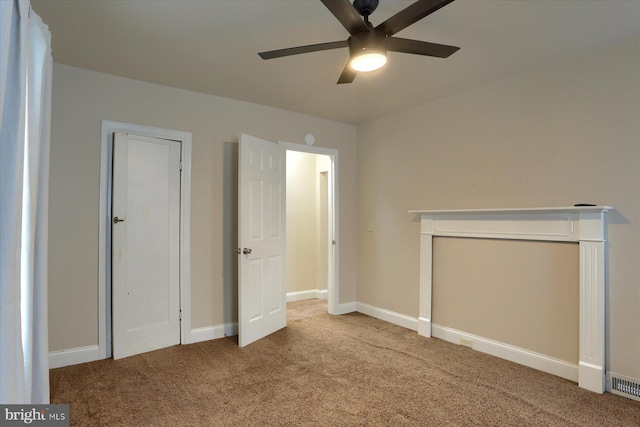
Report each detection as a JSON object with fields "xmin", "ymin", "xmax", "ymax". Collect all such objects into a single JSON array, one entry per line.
[
  {"xmin": 356, "ymin": 36, "xmax": 640, "ymax": 378},
  {"xmin": 48, "ymin": 64, "xmax": 357, "ymax": 351},
  {"xmin": 433, "ymin": 237, "xmax": 579, "ymax": 363}
]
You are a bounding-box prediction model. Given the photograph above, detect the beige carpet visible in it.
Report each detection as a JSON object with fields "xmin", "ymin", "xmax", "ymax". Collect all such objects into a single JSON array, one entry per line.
[{"xmin": 50, "ymin": 300, "xmax": 640, "ymax": 426}]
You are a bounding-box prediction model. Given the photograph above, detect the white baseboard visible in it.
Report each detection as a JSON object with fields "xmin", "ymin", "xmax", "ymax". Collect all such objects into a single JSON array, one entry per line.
[
  {"xmin": 48, "ymin": 306, "xmax": 581, "ymax": 386},
  {"xmin": 48, "ymin": 322, "xmax": 238, "ymax": 368},
  {"xmin": 49, "ymin": 345, "xmax": 100, "ymax": 369},
  {"xmin": 286, "ymin": 289, "xmax": 328, "ymax": 302},
  {"xmin": 190, "ymin": 322, "xmax": 238, "ymax": 343},
  {"xmin": 579, "ymin": 361, "xmax": 605, "ymax": 393},
  {"xmin": 417, "ymin": 317, "xmax": 431, "ymax": 337},
  {"xmin": 333, "ymin": 301, "xmax": 357, "ymax": 315},
  {"xmin": 432, "ymin": 324, "xmax": 578, "ymax": 382},
  {"xmin": 355, "ymin": 302, "xmax": 419, "ymax": 331}
]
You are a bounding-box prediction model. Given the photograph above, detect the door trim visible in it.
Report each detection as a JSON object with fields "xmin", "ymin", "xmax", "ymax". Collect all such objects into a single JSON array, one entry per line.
[
  {"xmin": 278, "ymin": 141, "xmax": 340, "ymax": 315},
  {"xmin": 99, "ymin": 120, "xmax": 192, "ymax": 359}
]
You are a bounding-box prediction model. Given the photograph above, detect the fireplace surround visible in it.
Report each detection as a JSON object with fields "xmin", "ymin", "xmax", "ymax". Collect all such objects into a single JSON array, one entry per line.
[{"xmin": 409, "ymin": 206, "xmax": 611, "ymax": 393}]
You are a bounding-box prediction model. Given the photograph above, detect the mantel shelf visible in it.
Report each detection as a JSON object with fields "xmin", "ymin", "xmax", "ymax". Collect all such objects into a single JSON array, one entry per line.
[{"xmin": 409, "ymin": 206, "xmax": 612, "ymax": 215}]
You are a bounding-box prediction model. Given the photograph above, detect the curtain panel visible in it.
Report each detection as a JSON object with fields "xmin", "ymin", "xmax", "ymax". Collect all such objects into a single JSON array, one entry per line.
[{"xmin": 0, "ymin": 0, "xmax": 52, "ymax": 404}]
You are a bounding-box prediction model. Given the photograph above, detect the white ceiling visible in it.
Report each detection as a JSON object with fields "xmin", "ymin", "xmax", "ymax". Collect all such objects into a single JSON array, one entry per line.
[{"xmin": 32, "ymin": 0, "xmax": 640, "ymax": 125}]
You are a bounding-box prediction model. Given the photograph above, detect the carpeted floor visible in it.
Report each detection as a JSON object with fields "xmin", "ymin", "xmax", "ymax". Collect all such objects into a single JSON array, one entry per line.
[{"xmin": 50, "ymin": 299, "xmax": 640, "ymax": 426}]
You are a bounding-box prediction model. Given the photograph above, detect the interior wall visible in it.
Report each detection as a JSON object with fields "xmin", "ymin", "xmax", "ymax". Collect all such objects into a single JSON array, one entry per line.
[
  {"xmin": 356, "ymin": 36, "xmax": 640, "ymax": 379},
  {"xmin": 433, "ymin": 237, "xmax": 579, "ymax": 363},
  {"xmin": 48, "ymin": 64, "xmax": 357, "ymax": 352}
]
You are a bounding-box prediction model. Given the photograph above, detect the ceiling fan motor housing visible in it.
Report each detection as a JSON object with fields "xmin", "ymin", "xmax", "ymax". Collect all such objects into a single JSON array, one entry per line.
[
  {"xmin": 348, "ymin": 29, "xmax": 387, "ymax": 57},
  {"xmin": 353, "ymin": 0, "xmax": 379, "ymax": 17}
]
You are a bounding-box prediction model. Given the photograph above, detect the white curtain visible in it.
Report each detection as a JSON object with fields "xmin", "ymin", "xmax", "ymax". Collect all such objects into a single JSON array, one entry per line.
[{"xmin": 0, "ymin": 0, "xmax": 52, "ymax": 404}]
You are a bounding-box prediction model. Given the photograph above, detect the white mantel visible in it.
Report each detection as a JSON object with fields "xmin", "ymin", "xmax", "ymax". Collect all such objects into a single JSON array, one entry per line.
[{"xmin": 409, "ymin": 206, "xmax": 612, "ymax": 393}]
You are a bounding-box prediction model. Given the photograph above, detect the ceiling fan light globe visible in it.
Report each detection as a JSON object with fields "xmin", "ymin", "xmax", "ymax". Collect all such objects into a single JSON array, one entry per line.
[{"xmin": 350, "ymin": 52, "xmax": 387, "ymax": 72}]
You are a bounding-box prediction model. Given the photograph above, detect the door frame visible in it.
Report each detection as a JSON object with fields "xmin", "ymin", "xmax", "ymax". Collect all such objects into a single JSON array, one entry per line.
[
  {"xmin": 99, "ymin": 120, "xmax": 192, "ymax": 359},
  {"xmin": 278, "ymin": 141, "xmax": 340, "ymax": 315}
]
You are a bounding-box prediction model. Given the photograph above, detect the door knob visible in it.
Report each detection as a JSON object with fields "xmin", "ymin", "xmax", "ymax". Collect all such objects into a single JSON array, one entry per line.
[
  {"xmin": 242, "ymin": 248, "xmax": 252, "ymax": 255},
  {"xmin": 113, "ymin": 216, "xmax": 125, "ymax": 224}
]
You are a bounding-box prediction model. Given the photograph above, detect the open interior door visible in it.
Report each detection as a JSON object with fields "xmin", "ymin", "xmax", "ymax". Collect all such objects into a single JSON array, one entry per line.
[{"xmin": 238, "ymin": 134, "xmax": 286, "ymax": 347}]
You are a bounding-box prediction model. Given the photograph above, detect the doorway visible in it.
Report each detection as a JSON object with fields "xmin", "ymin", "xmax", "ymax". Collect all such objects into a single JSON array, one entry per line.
[
  {"xmin": 237, "ymin": 136, "xmax": 340, "ymax": 347},
  {"xmin": 280, "ymin": 142, "xmax": 339, "ymax": 315},
  {"xmin": 98, "ymin": 121, "xmax": 192, "ymax": 360}
]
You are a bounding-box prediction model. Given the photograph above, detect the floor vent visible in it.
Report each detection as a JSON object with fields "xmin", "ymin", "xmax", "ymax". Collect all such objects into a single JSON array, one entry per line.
[{"xmin": 610, "ymin": 375, "xmax": 640, "ymax": 402}]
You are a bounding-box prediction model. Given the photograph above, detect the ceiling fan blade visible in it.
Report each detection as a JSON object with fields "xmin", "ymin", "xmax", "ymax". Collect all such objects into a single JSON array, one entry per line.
[
  {"xmin": 376, "ymin": 0, "xmax": 455, "ymax": 36},
  {"xmin": 259, "ymin": 40, "xmax": 348, "ymax": 60},
  {"xmin": 387, "ymin": 37, "xmax": 459, "ymax": 58},
  {"xmin": 321, "ymin": 0, "xmax": 370, "ymax": 35},
  {"xmin": 337, "ymin": 63, "xmax": 357, "ymax": 84}
]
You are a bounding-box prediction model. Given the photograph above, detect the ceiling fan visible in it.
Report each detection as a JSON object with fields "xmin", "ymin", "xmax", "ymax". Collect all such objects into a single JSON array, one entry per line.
[{"xmin": 258, "ymin": 0, "xmax": 459, "ymax": 84}]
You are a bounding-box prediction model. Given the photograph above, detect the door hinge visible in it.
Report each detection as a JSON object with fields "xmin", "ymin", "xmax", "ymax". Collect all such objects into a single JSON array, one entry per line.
[
  {"xmin": 179, "ymin": 310, "xmax": 182, "ymax": 321},
  {"xmin": 179, "ymin": 160, "xmax": 183, "ymax": 171}
]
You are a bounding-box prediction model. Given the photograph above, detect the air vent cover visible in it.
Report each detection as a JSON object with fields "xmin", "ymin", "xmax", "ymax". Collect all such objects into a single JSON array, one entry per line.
[{"xmin": 610, "ymin": 374, "xmax": 640, "ymax": 402}]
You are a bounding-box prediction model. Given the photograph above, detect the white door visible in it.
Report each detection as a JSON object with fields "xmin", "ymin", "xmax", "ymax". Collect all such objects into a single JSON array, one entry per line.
[
  {"xmin": 238, "ymin": 134, "xmax": 287, "ymax": 347},
  {"xmin": 112, "ymin": 132, "xmax": 181, "ymax": 359}
]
